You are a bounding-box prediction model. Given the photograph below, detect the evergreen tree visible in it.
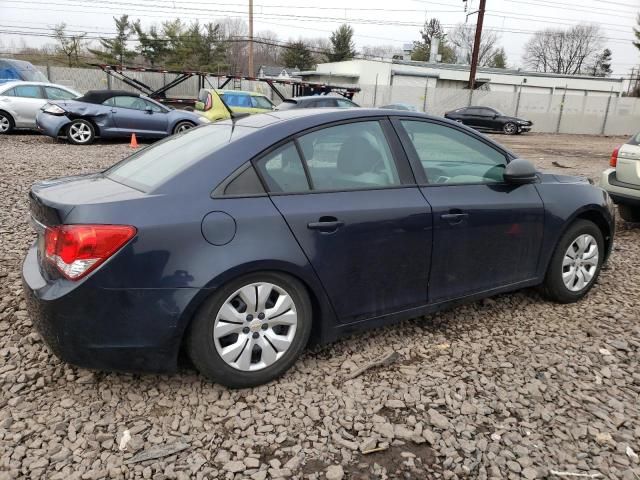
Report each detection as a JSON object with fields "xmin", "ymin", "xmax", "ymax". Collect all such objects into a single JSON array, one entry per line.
[
  {"xmin": 489, "ymin": 47, "xmax": 507, "ymax": 68},
  {"xmin": 89, "ymin": 15, "xmax": 134, "ymax": 65},
  {"xmin": 589, "ymin": 48, "xmax": 613, "ymax": 77},
  {"xmin": 132, "ymin": 21, "xmax": 167, "ymax": 67},
  {"xmin": 328, "ymin": 24, "xmax": 356, "ymax": 62},
  {"xmin": 411, "ymin": 18, "xmax": 445, "ymax": 61},
  {"xmin": 281, "ymin": 41, "xmax": 314, "ymax": 70}
]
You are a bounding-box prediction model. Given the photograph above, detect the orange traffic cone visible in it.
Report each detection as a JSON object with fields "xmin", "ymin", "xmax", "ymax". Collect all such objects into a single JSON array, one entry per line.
[{"xmin": 129, "ymin": 133, "xmax": 138, "ymax": 149}]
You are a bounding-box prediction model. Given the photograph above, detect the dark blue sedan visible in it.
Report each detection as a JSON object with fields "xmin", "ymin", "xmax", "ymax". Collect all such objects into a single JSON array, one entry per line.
[
  {"xmin": 36, "ymin": 90, "xmax": 209, "ymax": 145},
  {"xmin": 23, "ymin": 109, "xmax": 615, "ymax": 387}
]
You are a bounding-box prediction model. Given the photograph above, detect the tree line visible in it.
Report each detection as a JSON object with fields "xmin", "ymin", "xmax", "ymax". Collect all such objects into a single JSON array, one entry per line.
[{"xmin": 10, "ymin": 11, "xmax": 631, "ymax": 80}]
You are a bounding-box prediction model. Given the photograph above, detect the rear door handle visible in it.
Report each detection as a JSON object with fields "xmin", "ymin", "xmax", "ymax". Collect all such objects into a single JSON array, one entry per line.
[
  {"xmin": 307, "ymin": 217, "xmax": 344, "ymax": 232},
  {"xmin": 441, "ymin": 212, "xmax": 468, "ymax": 224}
]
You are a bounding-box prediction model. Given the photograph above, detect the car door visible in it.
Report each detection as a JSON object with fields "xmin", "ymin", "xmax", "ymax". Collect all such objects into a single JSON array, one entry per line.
[
  {"xmin": 254, "ymin": 118, "xmax": 433, "ymax": 324},
  {"xmin": 394, "ymin": 118, "xmax": 544, "ymax": 302},
  {"xmin": 107, "ymin": 96, "xmax": 168, "ymax": 136},
  {"xmin": 475, "ymin": 108, "xmax": 497, "ymax": 129},
  {"xmin": 4, "ymin": 84, "xmax": 46, "ymax": 127},
  {"xmin": 462, "ymin": 107, "xmax": 484, "ymax": 128}
]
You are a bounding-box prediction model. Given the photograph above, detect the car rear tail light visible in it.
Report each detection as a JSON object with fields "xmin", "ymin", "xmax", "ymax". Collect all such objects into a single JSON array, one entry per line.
[
  {"xmin": 610, "ymin": 146, "xmax": 620, "ymax": 167},
  {"xmin": 44, "ymin": 225, "xmax": 136, "ymax": 280}
]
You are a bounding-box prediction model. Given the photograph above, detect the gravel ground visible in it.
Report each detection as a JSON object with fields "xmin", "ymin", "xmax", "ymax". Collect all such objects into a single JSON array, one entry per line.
[{"xmin": 0, "ymin": 132, "xmax": 639, "ymax": 480}]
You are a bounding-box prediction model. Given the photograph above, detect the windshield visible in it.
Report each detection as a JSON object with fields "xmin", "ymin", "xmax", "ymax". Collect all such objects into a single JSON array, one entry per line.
[{"xmin": 106, "ymin": 125, "xmax": 250, "ymax": 191}]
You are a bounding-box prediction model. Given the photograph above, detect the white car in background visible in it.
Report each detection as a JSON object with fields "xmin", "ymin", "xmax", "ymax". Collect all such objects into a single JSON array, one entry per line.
[
  {"xmin": 0, "ymin": 81, "xmax": 80, "ymax": 134},
  {"xmin": 601, "ymin": 133, "xmax": 640, "ymax": 222}
]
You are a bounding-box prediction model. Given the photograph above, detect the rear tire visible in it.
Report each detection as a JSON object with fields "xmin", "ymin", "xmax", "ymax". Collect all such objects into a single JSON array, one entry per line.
[
  {"xmin": 503, "ymin": 122, "xmax": 517, "ymax": 135},
  {"xmin": 186, "ymin": 272, "xmax": 312, "ymax": 388},
  {"xmin": 618, "ymin": 204, "xmax": 640, "ymax": 222},
  {"xmin": 542, "ymin": 220, "xmax": 604, "ymax": 303},
  {"xmin": 173, "ymin": 121, "xmax": 195, "ymax": 135},
  {"xmin": 66, "ymin": 119, "xmax": 95, "ymax": 145},
  {"xmin": 0, "ymin": 111, "xmax": 14, "ymax": 134}
]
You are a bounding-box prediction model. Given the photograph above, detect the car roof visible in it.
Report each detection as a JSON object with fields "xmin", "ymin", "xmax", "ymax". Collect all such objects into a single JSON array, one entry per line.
[
  {"xmin": 75, "ymin": 90, "xmax": 141, "ymax": 104},
  {"xmin": 214, "ymin": 89, "xmax": 268, "ymax": 97},
  {"xmin": 0, "ymin": 80, "xmax": 79, "ymax": 90}
]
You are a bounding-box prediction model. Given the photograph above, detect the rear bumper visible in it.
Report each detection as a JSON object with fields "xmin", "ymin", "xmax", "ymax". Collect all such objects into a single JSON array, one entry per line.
[
  {"xmin": 35, "ymin": 112, "xmax": 70, "ymax": 138},
  {"xmin": 22, "ymin": 243, "xmax": 200, "ymax": 373},
  {"xmin": 600, "ymin": 168, "xmax": 640, "ymax": 206}
]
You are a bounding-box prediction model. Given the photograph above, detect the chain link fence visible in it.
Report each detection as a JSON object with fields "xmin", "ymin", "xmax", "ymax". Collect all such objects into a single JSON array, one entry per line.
[{"xmin": 38, "ymin": 65, "xmax": 639, "ymax": 136}]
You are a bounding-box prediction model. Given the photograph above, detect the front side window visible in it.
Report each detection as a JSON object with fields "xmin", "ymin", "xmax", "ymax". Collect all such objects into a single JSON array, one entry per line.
[
  {"xmin": 400, "ymin": 120, "xmax": 507, "ymax": 185},
  {"xmin": 14, "ymin": 85, "xmax": 42, "ymax": 98},
  {"xmin": 45, "ymin": 86, "xmax": 77, "ymax": 100},
  {"xmin": 251, "ymin": 96, "xmax": 274, "ymax": 109},
  {"xmin": 107, "ymin": 96, "xmax": 163, "ymax": 112},
  {"xmin": 298, "ymin": 121, "xmax": 400, "ymax": 190},
  {"xmin": 255, "ymin": 143, "xmax": 310, "ymax": 193}
]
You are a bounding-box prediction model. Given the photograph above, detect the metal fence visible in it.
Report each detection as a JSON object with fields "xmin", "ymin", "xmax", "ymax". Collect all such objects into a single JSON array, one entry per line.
[{"xmin": 38, "ymin": 65, "xmax": 639, "ymax": 136}]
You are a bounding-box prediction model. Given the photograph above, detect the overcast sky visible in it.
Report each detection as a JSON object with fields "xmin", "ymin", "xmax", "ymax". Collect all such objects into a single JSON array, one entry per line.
[{"xmin": 0, "ymin": 0, "xmax": 638, "ymax": 76}]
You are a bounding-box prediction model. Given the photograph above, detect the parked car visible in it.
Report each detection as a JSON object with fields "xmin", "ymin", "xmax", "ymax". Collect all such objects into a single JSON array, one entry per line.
[
  {"xmin": 275, "ymin": 95, "xmax": 359, "ymax": 110},
  {"xmin": 0, "ymin": 58, "xmax": 49, "ymax": 84},
  {"xmin": 195, "ymin": 89, "xmax": 274, "ymax": 121},
  {"xmin": 444, "ymin": 106, "xmax": 533, "ymax": 135},
  {"xmin": 0, "ymin": 81, "xmax": 80, "ymax": 134},
  {"xmin": 23, "ymin": 109, "xmax": 614, "ymax": 388},
  {"xmin": 600, "ymin": 132, "xmax": 640, "ymax": 222},
  {"xmin": 379, "ymin": 103, "xmax": 418, "ymax": 111},
  {"xmin": 36, "ymin": 90, "xmax": 209, "ymax": 145}
]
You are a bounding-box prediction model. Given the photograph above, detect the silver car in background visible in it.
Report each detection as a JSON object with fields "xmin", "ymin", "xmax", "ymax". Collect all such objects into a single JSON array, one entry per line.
[{"xmin": 0, "ymin": 81, "xmax": 80, "ymax": 134}]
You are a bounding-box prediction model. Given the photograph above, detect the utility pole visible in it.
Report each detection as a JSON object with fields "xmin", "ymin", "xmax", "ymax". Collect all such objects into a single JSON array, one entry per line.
[
  {"xmin": 248, "ymin": 0, "xmax": 254, "ymax": 77},
  {"xmin": 467, "ymin": 0, "xmax": 486, "ymax": 90}
]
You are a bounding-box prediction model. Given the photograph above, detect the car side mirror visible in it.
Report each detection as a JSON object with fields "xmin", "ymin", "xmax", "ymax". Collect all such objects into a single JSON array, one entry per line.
[
  {"xmin": 503, "ymin": 158, "xmax": 538, "ymax": 185},
  {"xmin": 145, "ymin": 106, "xmax": 153, "ymax": 114}
]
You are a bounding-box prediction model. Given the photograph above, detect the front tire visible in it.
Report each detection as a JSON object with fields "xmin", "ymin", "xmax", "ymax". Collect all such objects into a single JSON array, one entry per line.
[
  {"xmin": 618, "ymin": 204, "xmax": 640, "ymax": 222},
  {"xmin": 0, "ymin": 111, "xmax": 14, "ymax": 134},
  {"xmin": 186, "ymin": 272, "xmax": 312, "ymax": 388},
  {"xmin": 66, "ymin": 119, "xmax": 95, "ymax": 145},
  {"xmin": 173, "ymin": 121, "xmax": 195, "ymax": 135},
  {"xmin": 503, "ymin": 122, "xmax": 517, "ymax": 135},
  {"xmin": 542, "ymin": 220, "xmax": 604, "ymax": 303}
]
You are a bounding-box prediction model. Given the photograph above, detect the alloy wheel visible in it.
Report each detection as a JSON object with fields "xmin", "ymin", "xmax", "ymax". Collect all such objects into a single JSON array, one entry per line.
[
  {"xmin": 69, "ymin": 122, "xmax": 92, "ymax": 143},
  {"xmin": 503, "ymin": 122, "xmax": 516, "ymax": 134},
  {"xmin": 0, "ymin": 115, "xmax": 10, "ymax": 133},
  {"xmin": 213, "ymin": 282, "xmax": 298, "ymax": 371},
  {"xmin": 562, "ymin": 234, "xmax": 599, "ymax": 292},
  {"xmin": 176, "ymin": 122, "xmax": 193, "ymax": 133}
]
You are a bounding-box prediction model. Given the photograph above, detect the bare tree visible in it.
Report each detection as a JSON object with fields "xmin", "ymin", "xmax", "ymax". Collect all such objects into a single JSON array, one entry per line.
[
  {"xmin": 361, "ymin": 44, "xmax": 398, "ymax": 60},
  {"xmin": 523, "ymin": 24, "xmax": 603, "ymax": 75},
  {"xmin": 53, "ymin": 23, "xmax": 86, "ymax": 66},
  {"xmin": 253, "ymin": 30, "xmax": 282, "ymax": 68},
  {"xmin": 219, "ymin": 17, "xmax": 248, "ymax": 75},
  {"xmin": 447, "ymin": 23, "xmax": 500, "ymax": 67}
]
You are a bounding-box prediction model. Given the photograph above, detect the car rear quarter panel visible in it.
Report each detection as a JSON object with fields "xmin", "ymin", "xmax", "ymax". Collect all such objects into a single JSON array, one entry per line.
[{"xmin": 63, "ymin": 191, "xmax": 337, "ymax": 356}]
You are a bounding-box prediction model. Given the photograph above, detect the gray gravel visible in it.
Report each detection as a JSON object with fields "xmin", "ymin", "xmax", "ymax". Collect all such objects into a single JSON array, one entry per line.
[{"xmin": 0, "ymin": 132, "xmax": 639, "ymax": 479}]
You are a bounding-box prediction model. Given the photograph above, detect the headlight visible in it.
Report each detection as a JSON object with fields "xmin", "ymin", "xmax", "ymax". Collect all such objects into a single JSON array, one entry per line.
[
  {"xmin": 517, "ymin": 120, "xmax": 529, "ymax": 124},
  {"xmin": 42, "ymin": 103, "xmax": 66, "ymax": 115}
]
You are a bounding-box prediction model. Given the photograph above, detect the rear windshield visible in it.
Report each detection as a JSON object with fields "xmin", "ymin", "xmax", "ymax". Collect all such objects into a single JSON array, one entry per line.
[
  {"xmin": 628, "ymin": 133, "xmax": 640, "ymax": 146},
  {"xmin": 105, "ymin": 125, "xmax": 249, "ymax": 191}
]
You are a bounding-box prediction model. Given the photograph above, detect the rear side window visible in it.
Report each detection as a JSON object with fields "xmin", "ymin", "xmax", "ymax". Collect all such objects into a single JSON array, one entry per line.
[
  {"xmin": 298, "ymin": 121, "xmax": 400, "ymax": 190},
  {"xmin": 14, "ymin": 85, "xmax": 42, "ymax": 98},
  {"xmin": 106, "ymin": 125, "xmax": 247, "ymax": 191},
  {"xmin": 255, "ymin": 143, "xmax": 310, "ymax": 193},
  {"xmin": 1, "ymin": 88, "xmax": 15, "ymax": 96},
  {"xmin": 221, "ymin": 94, "xmax": 251, "ymax": 107},
  {"xmin": 223, "ymin": 165, "xmax": 265, "ymax": 196}
]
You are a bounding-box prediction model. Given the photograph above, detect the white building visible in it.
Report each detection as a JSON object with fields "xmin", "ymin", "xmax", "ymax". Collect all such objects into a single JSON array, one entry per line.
[{"xmin": 298, "ymin": 59, "xmax": 624, "ymax": 96}]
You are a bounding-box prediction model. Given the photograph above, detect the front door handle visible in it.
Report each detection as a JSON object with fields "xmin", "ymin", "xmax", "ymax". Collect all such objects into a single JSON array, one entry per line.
[
  {"xmin": 307, "ymin": 216, "xmax": 344, "ymax": 232},
  {"xmin": 441, "ymin": 212, "xmax": 468, "ymax": 224}
]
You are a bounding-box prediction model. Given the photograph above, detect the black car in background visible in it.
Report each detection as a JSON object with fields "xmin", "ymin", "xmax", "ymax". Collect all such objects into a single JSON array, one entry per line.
[
  {"xmin": 444, "ymin": 106, "xmax": 533, "ymax": 135},
  {"xmin": 275, "ymin": 95, "xmax": 359, "ymax": 110}
]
